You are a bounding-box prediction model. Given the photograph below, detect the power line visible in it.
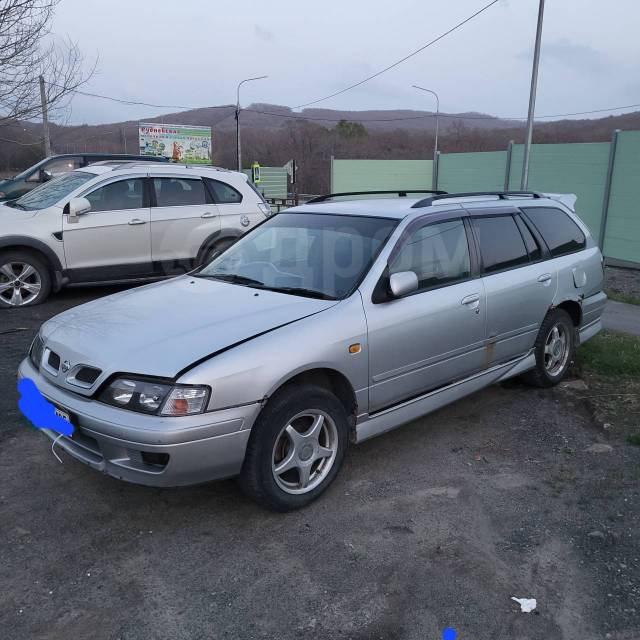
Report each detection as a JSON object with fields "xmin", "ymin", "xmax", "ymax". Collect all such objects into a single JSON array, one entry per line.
[
  {"xmin": 292, "ymin": 0, "xmax": 501, "ymax": 109},
  {"xmin": 245, "ymin": 103, "xmax": 640, "ymax": 124},
  {"xmin": 52, "ymin": 84, "xmax": 234, "ymax": 112}
]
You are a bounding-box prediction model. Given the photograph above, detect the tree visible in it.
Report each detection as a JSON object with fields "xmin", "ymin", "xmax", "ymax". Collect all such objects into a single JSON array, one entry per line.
[
  {"xmin": 334, "ymin": 119, "xmax": 368, "ymax": 139},
  {"xmin": 0, "ymin": 0, "xmax": 93, "ymax": 126}
]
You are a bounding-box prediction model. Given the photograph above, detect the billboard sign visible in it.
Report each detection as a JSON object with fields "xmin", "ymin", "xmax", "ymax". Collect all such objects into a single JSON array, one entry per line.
[{"xmin": 138, "ymin": 123, "xmax": 212, "ymax": 165}]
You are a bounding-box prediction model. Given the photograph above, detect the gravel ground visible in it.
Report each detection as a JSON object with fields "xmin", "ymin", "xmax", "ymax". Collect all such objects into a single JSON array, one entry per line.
[
  {"xmin": 0, "ymin": 287, "xmax": 638, "ymax": 640},
  {"xmin": 605, "ymin": 266, "xmax": 640, "ymax": 301}
]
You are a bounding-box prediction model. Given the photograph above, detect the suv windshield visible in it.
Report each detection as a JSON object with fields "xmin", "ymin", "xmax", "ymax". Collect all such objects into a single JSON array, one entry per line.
[
  {"xmin": 7, "ymin": 171, "xmax": 94, "ymax": 211},
  {"xmin": 198, "ymin": 212, "xmax": 397, "ymax": 299}
]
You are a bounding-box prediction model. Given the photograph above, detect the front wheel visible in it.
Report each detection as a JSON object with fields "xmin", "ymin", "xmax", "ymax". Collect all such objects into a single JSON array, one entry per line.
[
  {"xmin": 0, "ymin": 251, "xmax": 51, "ymax": 308},
  {"xmin": 239, "ymin": 384, "xmax": 350, "ymax": 511},
  {"xmin": 522, "ymin": 308, "xmax": 575, "ymax": 387}
]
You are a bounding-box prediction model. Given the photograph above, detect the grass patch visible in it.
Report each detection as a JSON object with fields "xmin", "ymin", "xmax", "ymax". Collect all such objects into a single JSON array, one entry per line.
[
  {"xmin": 577, "ymin": 331, "xmax": 640, "ymax": 378},
  {"xmin": 628, "ymin": 434, "xmax": 640, "ymax": 446},
  {"xmin": 605, "ymin": 290, "xmax": 640, "ymax": 306}
]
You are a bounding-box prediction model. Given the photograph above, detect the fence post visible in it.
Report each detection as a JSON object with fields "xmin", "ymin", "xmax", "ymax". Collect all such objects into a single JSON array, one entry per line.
[
  {"xmin": 504, "ymin": 140, "xmax": 514, "ymax": 191},
  {"xmin": 432, "ymin": 151, "xmax": 440, "ymax": 191},
  {"xmin": 599, "ymin": 129, "xmax": 621, "ymax": 253},
  {"xmin": 330, "ymin": 155, "xmax": 334, "ymax": 193}
]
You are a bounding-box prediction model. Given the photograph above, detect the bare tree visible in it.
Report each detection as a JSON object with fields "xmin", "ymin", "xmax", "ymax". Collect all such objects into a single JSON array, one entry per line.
[{"xmin": 0, "ymin": 0, "xmax": 93, "ymax": 126}]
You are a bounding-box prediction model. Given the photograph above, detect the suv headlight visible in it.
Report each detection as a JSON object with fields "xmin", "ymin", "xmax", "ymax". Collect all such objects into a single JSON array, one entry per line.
[
  {"xmin": 99, "ymin": 377, "xmax": 210, "ymax": 416},
  {"xmin": 29, "ymin": 333, "xmax": 44, "ymax": 369}
]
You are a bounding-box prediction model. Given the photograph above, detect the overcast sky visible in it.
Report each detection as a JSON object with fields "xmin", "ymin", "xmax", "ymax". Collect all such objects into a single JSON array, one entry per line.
[{"xmin": 51, "ymin": 0, "xmax": 640, "ymax": 125}]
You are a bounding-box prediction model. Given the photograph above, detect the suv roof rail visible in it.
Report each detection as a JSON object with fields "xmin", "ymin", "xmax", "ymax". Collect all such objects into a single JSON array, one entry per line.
[
  {"xmin": 306, "ymin": 189, "xmax": 447, "ymax": 204},
  {"xmin": 412, "ymin": 190, "xmax": 543, "ymax": 208}
]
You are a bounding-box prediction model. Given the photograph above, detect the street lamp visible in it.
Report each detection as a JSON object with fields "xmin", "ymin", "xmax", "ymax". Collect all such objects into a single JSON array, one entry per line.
[
  {"xmin": 236, "ymin": 75, "xmax": 268, "ymax": 172},
  {"xmin": 412, "ymin": 85, "xmax": 440, "ymax": 190},
  {"xmin": 521, "ymin": 0, "xmax": 546, "ymax": 190}
]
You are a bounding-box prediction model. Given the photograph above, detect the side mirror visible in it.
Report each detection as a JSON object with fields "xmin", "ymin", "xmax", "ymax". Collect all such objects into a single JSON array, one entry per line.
[
  {"xmin": 389, "ymin": 271, "xmax": 419, "ymax": 298},
  {"xmin": 41, "ymin": 169, "xmax": 53, "ymax": 182},
  {"xmin": 67, "ymin": 197, "xmax": 91, "ymax": 223}
]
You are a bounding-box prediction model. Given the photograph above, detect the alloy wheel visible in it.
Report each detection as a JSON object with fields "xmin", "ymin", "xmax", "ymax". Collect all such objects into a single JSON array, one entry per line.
[
  {"xmin": 271, "ymin": 409, "xmax": 339, "ymax": 495},
  {"xmin": 0, "ymin": 261, "xmax": 42, "ymax": 307},
  {"xmin": 544, "ymin": 323, "xmax": 570, "ymax": 376}
]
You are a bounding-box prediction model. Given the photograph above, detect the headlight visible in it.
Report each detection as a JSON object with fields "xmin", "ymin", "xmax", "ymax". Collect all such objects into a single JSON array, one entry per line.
[
  {"xmin": 258, "ymin": 202, "xmax": 272, "ymax": 216},
  {"xmin": 29, "ymin": 334, "xmax": 44, "ymax": 369},
  {"xmin": 99, "ymin": 377, "xmax": 210, "ymax": 416}
]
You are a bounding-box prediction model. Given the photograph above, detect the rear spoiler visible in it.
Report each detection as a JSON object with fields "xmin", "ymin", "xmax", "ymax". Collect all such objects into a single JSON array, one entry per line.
[{"xmin": 543, "ymin": 193, "xmax": 577, "ymax": 211}]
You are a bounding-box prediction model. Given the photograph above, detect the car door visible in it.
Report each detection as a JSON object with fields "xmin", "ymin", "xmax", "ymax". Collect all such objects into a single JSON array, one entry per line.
[
  {"xmin": 150, "ymin": 175, "xmax": 220, "ymax": 268},
  {"xmin": 364, "ymin": 216, "xmax": 487, "ymax": 413},
  {"xmin": 470, "ymin": 210, "xmax": 557, "ymax": 365},
  {"xmin": 204, "ymin": 177, "xmax": 264, "ymax": 233},
  {"xmin": 62, "ymin": 175, "xmax": 152, "ymax": 280}
]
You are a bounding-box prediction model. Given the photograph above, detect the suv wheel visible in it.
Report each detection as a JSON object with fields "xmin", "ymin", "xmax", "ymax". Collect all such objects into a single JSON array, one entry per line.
[
  {"xmin": 0, "ymin": 251, "xmax": 51, "ymax": 308},
  {"xmin": 203, "ymin": 239, "xmax": 234, "ymax": 265},
  {"xmin": 522, "ymin": 308, "xmax": 575, "ymax": 387},
  {"xmin": 239, "ymin": 384, "xmax": 349, "ymax": 511}
]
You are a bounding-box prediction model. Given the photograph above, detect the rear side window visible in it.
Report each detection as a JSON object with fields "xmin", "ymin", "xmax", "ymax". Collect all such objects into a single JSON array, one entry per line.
[
  {"xmin": 153, "ymin": 178, "xmax": 207, "ymax": 207},
  {"xmin": 390, "ymin": 218, "xmax": 471, "ymax": 291},
  {"xmin": 204, "ymin": 178, "xmax": 243, "ymax": 204},
  {"xmin": 473, "ymin": 215, "xmax": 529, "ymax": 274},
  {"xmin": 521, "ymin": 207, "xmax": 586, "ymax": 257}
]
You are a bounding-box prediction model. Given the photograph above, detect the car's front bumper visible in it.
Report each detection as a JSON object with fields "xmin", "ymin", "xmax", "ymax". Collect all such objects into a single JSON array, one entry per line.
[{"xmin": 18, "ymin": 358, "xmax": 261, "ymax": 487}]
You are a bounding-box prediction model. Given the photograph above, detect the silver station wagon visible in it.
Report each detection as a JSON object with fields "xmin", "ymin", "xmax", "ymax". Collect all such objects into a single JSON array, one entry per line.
[{"xmin": 19, "ymin": 190, "xmax": 607, "ymax": 511}]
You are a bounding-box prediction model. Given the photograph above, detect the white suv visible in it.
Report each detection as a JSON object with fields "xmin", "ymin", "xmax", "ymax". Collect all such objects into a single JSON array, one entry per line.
[{"xmin": 0, "ymin": 162, "xmax": 271, "ymax": 307}]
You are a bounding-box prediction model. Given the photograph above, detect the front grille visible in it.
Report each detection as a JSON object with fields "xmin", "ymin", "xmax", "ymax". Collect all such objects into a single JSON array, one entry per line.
[
  {"xmin": 66, "ymin": 365, "xmax": 102, "ymax": 389},
  {"xmin": 47, "ymin": 350, "xmax": 60, "ymax": 371}
]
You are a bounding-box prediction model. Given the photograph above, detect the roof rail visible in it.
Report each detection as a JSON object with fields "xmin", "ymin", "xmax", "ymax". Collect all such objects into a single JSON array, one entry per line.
[
  {"xmin": 306, "ymin": 189, "xmax": 447, "ymax": 204},
  {"xmin": 412, "ymin": 191, "xmax": 543, "ymax": 208}
]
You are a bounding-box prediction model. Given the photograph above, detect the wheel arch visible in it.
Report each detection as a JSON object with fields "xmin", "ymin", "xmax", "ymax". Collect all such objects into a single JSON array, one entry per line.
[
  {"xmin": 196, "ymin": 228, "xmax": 243, "ymax": 264},
  {"xmin": 555, "ymin": 299, "xmax": 582, "ymax": 327},
  {"xmin": 266, "ymin": 367, "xmax": 358, "ymax": 428},
  {"xmin": 0, "ymin": 236, "xmax": 63, "ymax": 272}
]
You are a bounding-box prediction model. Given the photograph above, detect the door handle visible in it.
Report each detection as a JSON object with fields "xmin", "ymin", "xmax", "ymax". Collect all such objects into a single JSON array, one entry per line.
[
  {"xmin": 537, "ymin": 273, "xmax": 552, "ymax": 284},
  {"xmin": 461, "ymin": 294, "xmax": 480, "ymax": 306},
  {"xmin": 201, "ymin": 212, "xmax": 217, "ymax": 218},
  {"xmin": 128, "ymin": 218, "xmax": 147, "ymax": 225},
  {"xmin": 461, "ymin": 294, "xmax": 481, "ymax": 314}
]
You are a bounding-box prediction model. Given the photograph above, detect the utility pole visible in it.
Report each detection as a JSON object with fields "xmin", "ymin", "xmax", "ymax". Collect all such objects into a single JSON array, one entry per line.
[
  {"xmin": 39, "ymin": 75, "xmax": 52, "ymax": 157},
  {"xmin": 412, "ymin": 85, "xmax": 440, "ymax": 190},
  {"xmin": 236, "ymin": 75, "xmax": 268, "ymax": 172},
  {"xmin": 521, "ymin": 0, "xmax": 545, "ymax": 190}
]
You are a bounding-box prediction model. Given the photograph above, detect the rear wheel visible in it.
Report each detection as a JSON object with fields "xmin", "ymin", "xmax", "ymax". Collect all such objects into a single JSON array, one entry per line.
[
  {"xmin": 239, "ymin": 384, "xmax": 349, "ymax": 511},
  {"xmin": 522, "ymin": 308, "xmax": 575, "ymax": 387},
  {"xmin": 0, "ymin": 251, "xmax": 51, "ymax": 308},
  {"xmin": 202, "ymin": 238, "xmax": 234, "ymax": 265}
]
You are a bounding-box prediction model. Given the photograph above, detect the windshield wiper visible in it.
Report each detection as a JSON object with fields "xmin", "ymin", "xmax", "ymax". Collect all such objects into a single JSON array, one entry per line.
[
  {"xmin": 199, "ymin": 272, "xmax": 265, "ymax": 287},
  {"xmin": 260, "ymin": 286, "xmax": 335, "ymax": 300},
  {"xmin": 5, "ymin": 200, "xmax": 26, "ymax": 210}
]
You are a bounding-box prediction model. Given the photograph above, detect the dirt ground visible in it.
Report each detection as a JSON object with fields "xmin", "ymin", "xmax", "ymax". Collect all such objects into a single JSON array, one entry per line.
[
  {"xmin": 0, "ymin": 286, "xmax": 638, "ymax": 640},
  {"xmin": 606, "ymin": 266, "xmax": 640, "ymax": 300}
]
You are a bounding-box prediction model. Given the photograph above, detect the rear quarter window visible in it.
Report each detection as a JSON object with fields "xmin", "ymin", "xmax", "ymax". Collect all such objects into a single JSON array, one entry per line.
[{"xmin": 521, "ymin": 207, "xmax": 586, "ymax": 257}]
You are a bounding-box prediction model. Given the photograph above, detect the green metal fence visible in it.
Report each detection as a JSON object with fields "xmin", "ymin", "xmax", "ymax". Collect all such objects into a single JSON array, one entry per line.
[
  {"xmin": 243, "ymin": 166, "xmax": 288, "ymax": 199},
  {"xmin": 331, "ymin": 133, "xmax": 640, "ymax": 266},
  {"xmin": 331, "ymin": 159, "xmax": 433, "ymax": 192}
]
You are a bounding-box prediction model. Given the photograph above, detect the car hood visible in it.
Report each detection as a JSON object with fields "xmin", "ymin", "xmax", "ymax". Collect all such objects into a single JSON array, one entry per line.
[{"xmin": 40, "ymin": 276, "xmax": 338, "ymax": 381}]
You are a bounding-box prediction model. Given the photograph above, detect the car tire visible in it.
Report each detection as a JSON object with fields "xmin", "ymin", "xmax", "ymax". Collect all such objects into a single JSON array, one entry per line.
[
  {"xmin": 0, "ymin": 251, "xmax": 52, "ymax": 308},
  {"xmin": 202, "ymin": 238, "xmax": 235, "ymax": 265},
  {"xmin": 239, "ymin": 384, "xmax": 350, "ymax": 511},
  {"xmin": 521, "ymin": 308, "xmax": 575, "ymax": 388}
]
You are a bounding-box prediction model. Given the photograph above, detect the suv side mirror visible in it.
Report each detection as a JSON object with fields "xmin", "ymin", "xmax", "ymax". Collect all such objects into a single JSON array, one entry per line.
[
  {"xmin": 389, "ymin": 271, "xmax": 419, "ymax": 298},
  {"xmin": 41, "ymin": 169, "xmax": 53, "ymax": 182},
  {"xmin": 67, "ymin": 197, "xmax": 91, "ymax": 223}
]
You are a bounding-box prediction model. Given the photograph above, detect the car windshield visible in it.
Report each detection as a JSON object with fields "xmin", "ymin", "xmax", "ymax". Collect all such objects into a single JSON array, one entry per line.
[
  {"xmin": 7, "ymin": 171, "xmax": 94, "ymax": 211},
  {"xmin": 198, "ymin": 212, "xmax": 397, "ymax": 299}
]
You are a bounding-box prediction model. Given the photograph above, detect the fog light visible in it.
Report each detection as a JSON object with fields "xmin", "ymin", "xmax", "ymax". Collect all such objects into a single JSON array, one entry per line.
[{"xmin": 141, "ymin": 452, "xmax": 170, "ymax": 467}]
